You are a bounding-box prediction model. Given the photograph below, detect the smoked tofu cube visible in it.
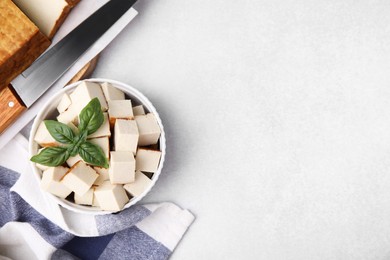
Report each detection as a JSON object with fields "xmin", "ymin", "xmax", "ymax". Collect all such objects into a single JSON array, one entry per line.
[
  {"xmin": 114, "ymin": 119, "xmax": 138, "ymax": 154},
  {"xmin": 135, "ymin": 114, "xmax": 161, "ymax": 146},
  {"xmin": 89, "ymin": 137, "xmax": 110, "ymax": 159},
  {"xmin": 87, "ymin": 113, "xmax": 111, "ymax": 139},
  {"xmin": 93, "ymin": 166, "xmax": 109, "ymax": 185},
  {"xmin": 57, "ymin": 93, "xmax": 72, "ymax": 113},
  {"xmin": 61, "ymin": 161, "xmax": 98, "ymax": 196},
  {"xmin": 132, "ymin": 105, "xmax": 145, "ymax": 116},
  {"xmin": 101, "ymin": 82, "xmax": 125, "ymax": 101},
  {"xmin": 94, "ymin": 181, "xmax": 129, "ymax": 211},
  {"xmin": 109, "ymin": 151, "xmax": 135, "ymax": 184},
  {"xmin": 0, "ymin": 0, "xmax": 51, "ymax": 88},
  {"xmin": 66, "ymin": 154, "xmax": 83, "ymax": 167},
  {"xmin": 135, "ymin": 148, "xmax": 162, "ymax": 173},
  {"xmin": 74, "ymin": 188, "xmax": 94, "ymax": 205},
  {"xmin": 40, "ymin": 166, "xmax": 71, "ymax": 198},
  {"xmin": 108, "ymin": 100, "xmax": 134, "ymax": 126},
  {"xmin": 34, "ymin": 121, "xmax": 60, "ymax": 147},
  {"xmin": 123, "ymin": 170, "xmax": 152, "ymax": 197},
  {"xmin": 70, "ymin": 81, "xmax": 108, "ymax": 112},
  {"xmin": 57, "ymin": 107, "xmax": 78, "ymax": 125}
]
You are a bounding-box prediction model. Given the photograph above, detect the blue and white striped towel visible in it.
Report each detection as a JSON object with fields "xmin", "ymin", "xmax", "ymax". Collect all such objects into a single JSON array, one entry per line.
[{"xmin": 0, "ymin": 134, "xmax": 194, "ymax": 259}]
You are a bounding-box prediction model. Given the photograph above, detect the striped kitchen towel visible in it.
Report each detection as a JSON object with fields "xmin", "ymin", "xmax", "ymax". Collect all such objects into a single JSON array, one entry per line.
[{"xmin": 0, "ymin": 135, "xmax": 194, "ymax": 260}]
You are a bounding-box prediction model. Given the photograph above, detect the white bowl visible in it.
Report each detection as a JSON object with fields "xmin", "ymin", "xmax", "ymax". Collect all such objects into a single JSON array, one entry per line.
[{"xmin": 29, "ymin": 78, "xmax": 166, "ymax": 215}]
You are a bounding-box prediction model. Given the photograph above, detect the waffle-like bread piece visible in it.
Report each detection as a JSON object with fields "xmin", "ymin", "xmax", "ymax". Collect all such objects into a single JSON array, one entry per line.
[
  {"xmin": 13, "ymin": 0, "xmax": 80, "ymax": 39},
  {"xmin": 0, "ymin": 0, "xmax": 50, "ymax": 87}
]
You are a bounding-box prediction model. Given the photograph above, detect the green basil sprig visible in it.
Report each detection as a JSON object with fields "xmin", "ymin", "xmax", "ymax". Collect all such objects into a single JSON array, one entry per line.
[
  {"xmin": 44, "ymin": 120, "xmax": 75, "ymax": 144},
  {"xmin": 78, "ymin": 142, "xmax": 109, "ymax": 168},
  {"xmin": 31, "ymin": 146, "xmax": 70, "ymax": 167},
  {"xmin": 31, "ymin": 97, "xmax": 109, "ymax": 168},
  {"xmin": 78, "ymin": 97, "xmax": 104, "ymax": 135}
]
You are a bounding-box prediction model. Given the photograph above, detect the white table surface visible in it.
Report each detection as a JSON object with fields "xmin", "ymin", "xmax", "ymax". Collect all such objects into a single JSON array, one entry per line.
[{"xmin": 91, "ymin": 0, "xmax": 390, "ymax": 259}]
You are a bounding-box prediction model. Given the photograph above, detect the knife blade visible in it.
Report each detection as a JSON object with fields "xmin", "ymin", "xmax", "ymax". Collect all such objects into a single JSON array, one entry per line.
[{"xmin": 0, "ymin": 0, "xmax": 137, "ymax": 134}]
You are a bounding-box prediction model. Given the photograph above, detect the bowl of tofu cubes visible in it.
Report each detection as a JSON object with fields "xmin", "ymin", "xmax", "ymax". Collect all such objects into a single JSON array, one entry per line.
[{"xmin": 29, "ymin": 78, "xmax": 165, "ymax": 214}]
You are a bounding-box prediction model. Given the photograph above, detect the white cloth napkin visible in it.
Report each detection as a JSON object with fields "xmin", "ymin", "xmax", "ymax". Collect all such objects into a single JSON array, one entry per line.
[
  {"xmin": 0, "ymin": 0, "xmax": 137, "ymax": 150},
  {"xmin": 0, "ymin": 135, "xmax": 194, "ymax": 259}
]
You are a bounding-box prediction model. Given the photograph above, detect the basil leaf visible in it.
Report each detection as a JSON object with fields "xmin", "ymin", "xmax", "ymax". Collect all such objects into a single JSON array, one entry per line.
[
  {"xmin": 78, "ymin": 141, "xmax": 109, "ymax": 168},
  {"xmin": 44, "ymin": 120, "xmax": 75, "ymax": 144},
  {"xmin": 30, "ymin": 146, "xmax": 70, "ymax": 167},
  {"xmin": 78, "ymin": 98, "xmax": 104, "ymax": 135},
  {"xmin": 68, "ymin": 146, "xmax": 78, "ymax": 157},
  {"xmin": 68, "ymin": 131, "xmax": 88, "ymax": 156}
]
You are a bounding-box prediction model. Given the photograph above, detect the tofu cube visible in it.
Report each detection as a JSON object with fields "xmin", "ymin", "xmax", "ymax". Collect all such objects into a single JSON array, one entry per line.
[
  {"xmin": 36, "ymin": 163, "xmax": 49, "ymax": 172},
  {"xmin": 74, "ymin": 188, "xmax": 94, "ymax": 205},
  {"xmin": 93, "ymin": 166, "xmax": 109, "ymax": 185},
  {"xmin": 66, "ymin": 154, "xmax": 84, "ymax": 168},
  {"xmin": 40, "ymin": 166, "xmax": 72, "ymax": 198},
  {"xmin": 57, "ymin": 93, "xmax": 72, "ymax": 113},
  {"xmin": 114, "ymin": 119, "xmax": 138, "ymax": 154},
  {"xmin": 70, "ymin": 81, "xmax": 108, "ymax": 112},
  {"xmin": 109, "ymin": 151, "xmax": 135, "ymax": 184},
  {"xmin": 34, "ymin": 121, "xmax": 60, "ymax": 147},
  {"xmin": 101, "ymin": 82, "xmax": 125, "ymax": 101},
  {"xmin": 87, "ymin": 113, "xmax": 111, "ymax": 139},
  {"xmin": 57, "ymin": 107, "xmax": 78, "ymax": 125},
  {"xmin": 61, "ymin": 161, "xmax": 98, "ymax": 195},
  {"xmin": 135, "ymin": 148, "xmax": 162, "ymax": 172},
  {"xmin": 132, "ymin": 105, "xmax": 145, "ymax": 116},
  {"xmin": 89, "ymin": 137, "xmax": 110, "ymax": 159},
  {"xmin": 123, "ymin": 170, "xmax": 152, "ymax": 197},
  {"xmin": 94, "ymin": 181, "xmax": 129, "ymax": 211},
  {"xmin": 108, "ymin": 100, "xmax": 134, "ymax": 127},
  {"xmin": 135, "ymin": 113, "xmax": 161, "ymax": 146},
  {"xmin": 92, "ymin": 188, "xmax": 100, "ymax": 207}
]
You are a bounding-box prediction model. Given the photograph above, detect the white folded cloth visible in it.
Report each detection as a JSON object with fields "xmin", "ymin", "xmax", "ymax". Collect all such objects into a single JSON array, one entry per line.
[{"xmin": 0, "ymin": 134, "xmax": 194, "ymax": 259}]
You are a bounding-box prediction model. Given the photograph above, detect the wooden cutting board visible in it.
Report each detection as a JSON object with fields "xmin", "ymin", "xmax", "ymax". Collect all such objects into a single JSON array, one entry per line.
[{"xmin": 68, "ymin": 56, "xmax": 99, "ymax": 84}]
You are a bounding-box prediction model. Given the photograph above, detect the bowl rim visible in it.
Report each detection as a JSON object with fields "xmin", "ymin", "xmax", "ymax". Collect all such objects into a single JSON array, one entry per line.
[{"xmin": 28, "ymin": 78, "xmax": 166, "ymax": 215}]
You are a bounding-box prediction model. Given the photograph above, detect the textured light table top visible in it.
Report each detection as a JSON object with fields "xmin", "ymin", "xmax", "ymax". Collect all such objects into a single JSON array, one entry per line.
[{"xmin": 93, "ymin": 1, "xmax": 390, "ymax": 259}]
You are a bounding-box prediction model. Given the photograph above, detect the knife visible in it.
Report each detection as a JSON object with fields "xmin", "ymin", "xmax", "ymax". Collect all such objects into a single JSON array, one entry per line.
[{"xmin": 0, "ymin": 0, "xmax": 137, "ymax": 134}]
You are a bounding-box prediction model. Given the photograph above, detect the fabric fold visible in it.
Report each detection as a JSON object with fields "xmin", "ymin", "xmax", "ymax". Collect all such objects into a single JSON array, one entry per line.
[{"xmin": 0, "ymin": 135, "xmax": 194, "ymax": 259}]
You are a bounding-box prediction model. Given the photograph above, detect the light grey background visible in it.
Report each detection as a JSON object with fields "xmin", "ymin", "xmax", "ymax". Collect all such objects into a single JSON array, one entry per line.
[{"xmin": 93, "ymin": 0, "xmax": 390, "ymax": 259}]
